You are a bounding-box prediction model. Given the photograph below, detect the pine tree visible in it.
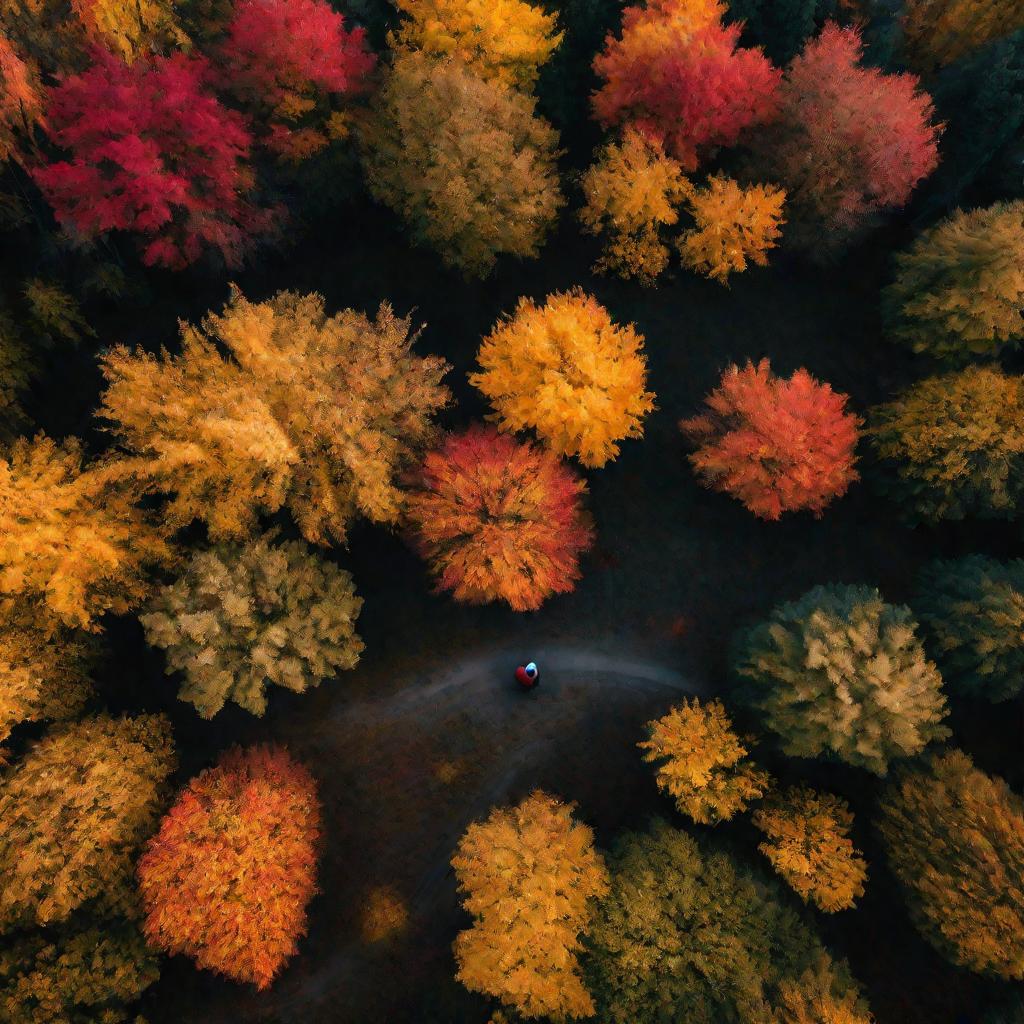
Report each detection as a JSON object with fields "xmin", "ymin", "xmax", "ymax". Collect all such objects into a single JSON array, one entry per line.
[{"xmin": 902, "ymin": 0, "xmax": 1024, "ymax": 71}]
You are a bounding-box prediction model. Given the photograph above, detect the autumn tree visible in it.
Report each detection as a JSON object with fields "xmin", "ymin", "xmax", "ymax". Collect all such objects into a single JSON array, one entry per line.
[
  {"xmin": 404, "ymin": 426, "xmax": 593, "ymax": 611},
  {"xmin": 99, "ymin": 288, "xmax": 450, "ymax": 545},
  {"xmin": 141, "ymin": 536, "xmax": 363, "ymax": 718},
  {"xmin": 71, "ymin": 0, "xmax": 187, "ymax": 62},
  {"xmin": 0, "ymin": 714, "xmax": 175, "ymax": 929},
  {"xmin": 579, "ymin": 127, "xmax": 690, "ymax": 285},
  {"xmin": 867, "ymin": 367, "xmax": 1024, "ymax": 523},
  {"xmin": 732, "ymin": 583, "xmax": 950, "ymax": 775},
  {"xmin": 33, "ymin": 50, "xmax": 273, "ymax": 270},
  {"xmin": 902, "ymin": 0, "xmax": 1024, "ymax": 71},
  {"xmin": 591, "ymin": 0, "xmax": 781, "ymax": 170},
  {"xmin": 471, "ymin": 289, "xmax": 655, "ymax": 468},
  {"xmin": 217, "ymin": 0, "xmax": 375, "ymax": 162},
  {"xmin": 451, "ymin": 791, "xmax": 609, "ymax": 1020},
  {"xmin": 361, "ymin": 52, "xmax": 563, "ymax": 278},
  {"xmin": 638, "ymin": 697, "xmax": 770, "ymax": 824},
  {"xmin": 390, "ymin": 0, "xmax": 562, "ymax": 89},
  {"xmin": 878, "ymin": 749, "xmax": 1024, "ymax": 979},
  {"xmin": 0, "ymin": 435, "xmax": 173, "ymax": 631},
  {"xmin": 771, "ymin": 955, "xmax": 874, "ymax": 1024},
  {"xmin": 752, "ymin": 786, "xmax": 867, "ymax": 913},
  {"xmin": 680, "ymin": 360, "xmax": 860, "ymax": 520},
  {"xmin": 883, "ymin": 201, "xmax": 1024, "ymax": 362},
  {"xmin": 0, "ymin": 37, "xmax": 43, "ymax": 165},
  {"xmin": 138, "ymin": 744, "xmax": 321, "ymax": 990}
]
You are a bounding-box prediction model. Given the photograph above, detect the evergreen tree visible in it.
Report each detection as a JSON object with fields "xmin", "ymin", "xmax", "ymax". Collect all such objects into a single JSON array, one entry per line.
[
  {"xmin": 902, "ymin": 0, "xmax": 1024, "ymax": 71},
  {"xmin": 726, "ymin": 0, "xmax": 820, "ymax": 64}
]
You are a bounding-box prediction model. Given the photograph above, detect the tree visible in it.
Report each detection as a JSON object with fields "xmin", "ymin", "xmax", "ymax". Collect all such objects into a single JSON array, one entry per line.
[
  {"xmin": 725, "ymin": 0, "xmax": 819, "ymax": 64},
  {"xmin": 361, "ymin": 52, "xmax": 563, "ymax": 278},
  {"xmin": 878, "ymin": 750, "xmax": 1024, "ymax": 979},
  {"xmin": 771, "ymin": 955, "xmax": 874, "ymax": 1024},
  {"xmin": 678, "ymin": 174, "xmax": 786, "ymax": 284},
  {"xmin": 902, "ymin": 0, "xmax": 1024, "ymax": 71},
  {"xmin": 587, "ymin": 821, "xmax": 870, "ymax": 1024},
  {"xmin": 638, "ymin": 697, "xmax": 770, "ymax": 824},
  {"xmin": 732, "ymin": 583, "xmax": 950, "ymax": 775},
  {"xmin": 0, "ymin": 714, "xmax": 175, "ymax": 929},
  {"xmin": 138, "ymin": 745, "xmax": 321, "ymax": 990},
  {"xmin": 141, "ymin": 536, "xmax": 364, "ymax": 718},
  {"xmin": 390, "ymin": 0, "xmax": 562, "ymax": 89},
  {"xmin": 579, "ymin": 127, "xmax": 690, "ymax": 285},
  {"xmin": 0, "ymin": 435, "xmax": 173, "ymax": 631},
  {"xmin": 217, "ymin": 0, "xmax": 375, "ymax": 162},
  {"xmin": 99, "ymin": 288, "xmax": 450, "ymax": 546},
  {"xmin": 680, "ymin": 360, "xmax": 860, "ymax": 520},
  {"xmin": 883, "ymin": 201, "xmax": 1024, "ymax": 362},
  {"xmin": 0, "ymin": 37, "xmax": 43, "ymax": 165},
  {"xmin": 451, "ymin": 791, "xmax": 609, "ymax": 1020},
  {"xmin": 405, "ymin": 426, "xmax": 593, "ymax": 611},
  {"xmin": 70, "ymin": 0, "xmax": 187, "ymax": 62},
  {"xmin": 471, "ymin": 289, "xmax": 655, "ymax": 468},
  {"xmin": 867, "ymin": 367, "xmax": 1024, "ymax": 523},
  {"xmin": 752, "ymin": 786, "xmax": 867, "ymax": 913},
  {"xmin": 33, "ymin": 50, "xmax": 273, "ymax": 270}
]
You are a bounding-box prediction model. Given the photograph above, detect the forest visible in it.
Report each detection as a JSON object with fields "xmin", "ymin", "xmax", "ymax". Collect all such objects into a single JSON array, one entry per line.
[{"xmin": 0, "ymin": 0, "xmax": 1023, "ymax": 1021}]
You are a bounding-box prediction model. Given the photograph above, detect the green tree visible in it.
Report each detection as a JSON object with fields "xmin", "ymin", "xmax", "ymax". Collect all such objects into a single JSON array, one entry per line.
[{"xmin": 726, "ymin": 0, "xmax": 820, "ymax": 63}]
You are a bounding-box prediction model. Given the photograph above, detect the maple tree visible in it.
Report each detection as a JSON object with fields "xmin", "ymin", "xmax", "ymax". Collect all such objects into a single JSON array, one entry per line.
[
  {"xmin": 471, "ymin": 289, "xmax": 655, "ymax": 468},
  {"xmin": 33, "ymin": 49, "xmax": 273, "ymax": 270},
  {"xmin": 404, "ymin": 426, "xmax": 593, "ymax": 611},
  {"xmin": 732, "ymin": 583, "xmax": 950, "ymax": 775},
  {"xmin": 0, "ymin": 713, "xmax": 175, "ymax": 929},
  {"xmin": 591, "ymin": 0, "xmax": 781, "ymax": 170},
  {"xmin": 70, "ymin": 0, "xmax": 186, "ymax": 62},
  {"xmin": 878, "ymin": 750, "xmax": 1024, "ymax": 979},
  {"xmin": 361, "ymin": 52, "xmax": 563, "ymax": 278},
  {"xmin": 99, "ymin": 288, "xmax": 450, "ymax": 545},
  {"xmin": 771, "ymin": 955, "xmax": 874, "ymax": 1024},
  {"xmin": 752, "ymin": 786, "xmax": 867, "ymax": 913},
  {"xmin": 0, "ymin": 435, "xmax": 173, "ymax": 631},
  {"xmin": 451, "ymin": 790, "xmax": 609, "ymax": 1020},
  {"xmin": 680, "ymin": 359, "xmax": 860, "ymax": 520},
  {"xmin": 138, "ymin": 744, "xmax": 321, "ymax": 990},
  {"xmin": 902, "ymin": 0, "xmax": 1024, "ymax": 71},
  {"xmin": 638, "ymin": 697, "xmax": 770, "ymax": 824},
  {"xmin": 0, "ymin": 36, "xmax": 43, "ymax": 165},
  {"xmin": 678, "ymin": 175, "xmax": 786, "ymax": 284}
]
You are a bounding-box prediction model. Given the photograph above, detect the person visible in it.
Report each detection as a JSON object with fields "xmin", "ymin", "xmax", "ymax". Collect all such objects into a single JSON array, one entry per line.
[{"xmin": 515, "ymin": 661, "xmax": 540, "ymax": 690}]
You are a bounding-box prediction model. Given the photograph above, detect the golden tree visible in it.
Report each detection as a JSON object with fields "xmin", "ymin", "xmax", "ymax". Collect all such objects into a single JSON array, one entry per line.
[
  {"xmin": 579, "ymin": 127, "xmax": 690, "ymax": 285},
  {"xmin": 752, "ymin": 786, "xmax": 867, "ymax": 912},
  {"xmin": 451, "ymin": 790, "xmax": 609, "ymax": 1019},
  {"xmin": 100, "ymin": 288, "xmax": 450, "ymax": 546},
  {"xmin": 772, "ymin": 955, "xmax": 874, "ymax": 1024},
  {"xmin": 70, "ymin": 0, "xmax": 187, "ymax": 62},
  {"xmin": 902, "ymin": 0, "xmax": 1024, "ymax": 71},
  {"xmin": 638, "ymin": 697, "xmax": 769, "ymax": 824},
  {"xmin": 0, "ymin": 37, "xmax": 44, "ymax": 165},
  {"xmin": 471, "ymin": 289, "xmax": 655, "ymax": 467}
]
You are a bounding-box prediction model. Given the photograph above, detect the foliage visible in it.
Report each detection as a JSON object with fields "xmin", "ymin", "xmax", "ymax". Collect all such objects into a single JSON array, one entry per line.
[
  {"xmin": 0, "ymin": 435, "xmax": 173, "ymax": 631},
  {"xmin": 680, "ymin": 360, "xmax": 860, "ymax": 520},
  {"xmin": 913, "ymin": 555, "xmax": 1024, "ymax": 702},
  {"xmin": 0, "ymin": 36, "xmax": 43, "ymax": 165},
  {"xmin": 471, "ymin": 289, "xmax": 655, "ymax": 468},
  {"xmin": 770, "ymin": 955, "xmax": 874, "ymax": 1024},
  {"xmin": 33, "ymin": 50, "xmax": 272, "ymax": 270},
  {"xmin": 404, "ymin": 426, "xmax": 593, "ymax": 611},
  {"xmin": 725, "ymin": 0, "xmax": 820, "ymax": 63},
  {"xmin": 878, "ymin": 749, "xmax": 1024, "ymax": 979},
  {"xmin": 451, "ymin": 790, "xmax": 609, "ymax": 1020},
  {"xmin": 591, "ymin": 0, "xmax": 781, "ymax": 171},
  {"xmin": 883, "ymin": 201, "xmax": 1024, "ymax": 362},
  {"xmin": 638, "ymin": 697, "xmax": 770, "ymax": 824},
  {"xmin": 391, "ymin": 0, "xmax": 562, "ymax": 89},
  {"xmin": 70, "ymin": 0, "xmax": 187, "ymax": 62},
  {"xmin": 100, "ymin": 288, "xmax": 450, "ymax": 546},
  {"xmin": 360, "ymin": 886, "xmax": 408, "ymax": 943},
  {"xmin": 902, "ymin": 0, "xmax": 1024, "ymax": 71},
  {"xmin": 678, "ymin": 175, "xmax": 786, "ymax": 284},
  {"xmin": 217, "ymin": 0, "xmax": 375, "ymax": 162},
  {"xmin": 138, "ymin": 744, "xmax": 321, "ymax": 990},
  {"xmin": 0, "ymin": 713, "xmax": 175, "ymax": 929},
  {"xmin": 867, "ymin": 366, "xmax": 1024, "ymax": 523},
  {"xmin": 752, "ymin": 786, "xmax": 867, "ymax": 913},
  {"xmin": 732, "ymin": 583, "xmax": 950, "ymax": 775},
  {"xmin": 22, "ymin": 279, "xmax": 93, "ymax": 346},
  {"xmin": 0, "ymin": 0, "xmax": 88, "ymax": 75},
  {"xmin": 579, "ymin": 127, "xmax": 690, "ymax": 285},
  {"xmin": 361, "ymin": 52, "xmax": 563, "ymax": 278},
  {"xmin": 141, "ymin": 536, "xmax": 363, "ymax": 718}
]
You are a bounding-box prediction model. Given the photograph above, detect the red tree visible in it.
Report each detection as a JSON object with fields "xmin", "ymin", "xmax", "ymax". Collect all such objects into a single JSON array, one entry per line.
[
  {"xmin": 680, "ymin": 359, "xmax": 861, "ymax": 519},
  {"xmin": 591, "ymin": 0, "xmax": 781, "ymax": 170},
  {"xmin": 405, "ymin": 425, "xmax": 594, "ymax": 611},
  {"xmin": 33, "ymin": 50, "xmax": 274, "ymax": 269},
  {"xmin": 137, "ymin": 745, "xmax": 321, "ymax": 990}
]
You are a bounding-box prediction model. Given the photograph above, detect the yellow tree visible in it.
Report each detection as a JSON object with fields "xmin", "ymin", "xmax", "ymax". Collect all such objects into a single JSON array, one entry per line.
[
  {"xmin": 638, "ymin": 697, "xmax": 770, "ymax": 824},
  {"xmin": 752, "ymin": 786, "xmax": 868, "ymax": 912},
  {"xmin": 99, "ymin": 288, "xmax": 450, "ymax": 546},
  {"xmin": 772, "ymin": 955, "xmax": 874, "ymax": 1024},
  {"xmin": 451, "ymin": 790, "xmax": 609, "ymax": 1019},
  {"xmin": 471, "ymin": 289, "xmax": 655, "ymax": 468},
  {"xmin": 70, "ymin": 0, "xmax": 187, "ymax": 62},
  {"xmin": 902, "ymin": 0, "xmax": 1024, "ymax": 71},
  {"xmin": 678, "ymin": 174, "xmax": 786, "ymax": 284}
]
